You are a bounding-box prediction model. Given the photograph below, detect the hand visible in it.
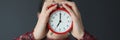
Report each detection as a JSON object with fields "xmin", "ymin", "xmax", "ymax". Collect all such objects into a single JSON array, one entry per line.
[
  {"xmin": 61, "ymin": 1, "xmax": 85, "ymax": 39},
  {"xmin": 33, "ymin": 1, "xmax": 57, "ymax": 40},
  {"xmin": 47, "ymin": 30, "xmax": 68, "ymax": 39}
]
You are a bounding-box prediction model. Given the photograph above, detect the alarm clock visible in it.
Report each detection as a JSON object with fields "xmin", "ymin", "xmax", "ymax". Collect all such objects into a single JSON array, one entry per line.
[{"xmin": 48, "ymin": 4, "xmax": 73, "ymax": 34}]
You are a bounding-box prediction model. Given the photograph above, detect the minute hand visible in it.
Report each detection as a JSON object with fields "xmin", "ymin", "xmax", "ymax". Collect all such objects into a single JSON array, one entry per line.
[{"xmin": 60, "ymin": 13, "xmax": 61, "ymax": 21}]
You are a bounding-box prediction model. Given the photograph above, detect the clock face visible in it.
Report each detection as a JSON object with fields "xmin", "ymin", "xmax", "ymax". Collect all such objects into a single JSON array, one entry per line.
[{"xmin": 49, "ymin": 10, "xmax": 72, "ymax": 33}]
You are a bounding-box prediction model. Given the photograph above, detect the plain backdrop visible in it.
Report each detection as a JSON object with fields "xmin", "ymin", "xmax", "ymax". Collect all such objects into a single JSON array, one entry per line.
[{"xmin": 0, "ymin": 0, "xmax": 120, "ymax": 40}]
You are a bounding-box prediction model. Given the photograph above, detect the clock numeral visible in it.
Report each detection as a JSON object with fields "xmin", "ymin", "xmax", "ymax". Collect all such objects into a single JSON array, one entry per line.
[
  {"xmin": 63, "ymin": 27, "xmax": 66, "ymax": 30},
  {"xmin": 63, "ymin": 13, "xmax": 65, "ymax": 16},
  {"xmin": 67, "ymin": 16, "xmax": 69, "ymax": 19},
  {"xmin": 68, "ymin": 20, "xmax": 70, "ymax": 22},
  {"xmin": 66, "ymin": 25, "xmax": 69, "ymax": 27},
  {"xmin": 55, "ymin": 13, "xmax": 57, "ymax": 16},
  {"xmin": 52, "ymin": 16, "xmax": 55, "ymax": 19},
  {"xmin": 59, "ymin": 28, "xmax": 61, "ymax": 31},
  {"xmin": 51, "ymin": 24, "xmax": 54, "ymax": 27},
  {"xmin": 50, "ymin": 20, "xmax": 53, "ymax": 22}
]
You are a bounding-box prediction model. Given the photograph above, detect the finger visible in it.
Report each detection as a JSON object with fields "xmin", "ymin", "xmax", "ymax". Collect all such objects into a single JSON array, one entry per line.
[
  {"xmin": 62, "ymin": 3, "xmax": 76, "ymax": 19},
  {"xmin": 43, "ymin": 0, "xmax": 55, "ymax": 7},
  {"xmin": 47, "ymin": 30, "xmax": 53, "ymax": 35},
  {"xmin": 46, "ymin": 5, "xmax": 57, "ymax": 16},
  {"xmin": 42, "ymin": 2, "xmax": 56, "ymax": 11},
  {"xmin": 52, "ymin": 33, "xmax": 68, "ymax": 39},
  {"xmin": 45, "ymin": 0, "xmax": 54, "ymax": 2},
  {"xmin": 62, "ymin": 1, "xmax": 75, "ymax": 7},
  {"xmin": 37, "ymin": 12, "xmax": 40, "ymax": 18},
  {"xmin": 62, "ymin": 1, "xmax": 80, "ymax": 17}
]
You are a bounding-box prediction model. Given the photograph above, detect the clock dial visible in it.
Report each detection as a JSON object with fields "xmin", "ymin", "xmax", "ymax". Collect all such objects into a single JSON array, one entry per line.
[{"xmin": 49, "ymin": 10, "xmax": 72, "ymax": 33}]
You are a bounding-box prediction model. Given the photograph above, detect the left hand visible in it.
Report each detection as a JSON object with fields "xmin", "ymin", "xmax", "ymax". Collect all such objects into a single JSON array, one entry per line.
[{"xmin": 61, "ymin": 1, "xmax": 84, "ymax": 39}]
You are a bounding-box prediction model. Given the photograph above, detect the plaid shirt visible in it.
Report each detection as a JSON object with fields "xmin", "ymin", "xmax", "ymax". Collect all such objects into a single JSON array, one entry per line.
[{"xmin": 15, "ymin": 31, "xmax": 96, "ymax": 40}]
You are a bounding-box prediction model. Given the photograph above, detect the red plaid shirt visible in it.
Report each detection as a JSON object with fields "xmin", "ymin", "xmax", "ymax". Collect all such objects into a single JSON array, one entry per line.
[{"xmin": 15, "ymin": 31, "xmax": 96, "ymax": 40}]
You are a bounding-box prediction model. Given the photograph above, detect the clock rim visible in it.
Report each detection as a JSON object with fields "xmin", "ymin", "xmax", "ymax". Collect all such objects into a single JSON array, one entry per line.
[{"xmin": 48, "ymin": 7, "xmax": 73, "ymax": 34}]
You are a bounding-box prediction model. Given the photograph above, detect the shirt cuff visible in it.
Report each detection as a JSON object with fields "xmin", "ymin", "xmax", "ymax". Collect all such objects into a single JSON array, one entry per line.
[
  {"xmin": 15, "ymin": 32, "xmax": 35, "ymax": 40},
  {"xmin": 79, "ymin": 31, "xmax": 96, "ymax": 40}
]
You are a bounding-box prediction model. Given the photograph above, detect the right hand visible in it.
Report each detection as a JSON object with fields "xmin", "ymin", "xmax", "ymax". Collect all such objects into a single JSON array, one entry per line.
[
  {"xmin": 61, "ymin": 1, "xmax": 84, "ymax": 39},
  {"xmin": 33, "ymin": 1, "xmax": 57, "ymax": 40}
]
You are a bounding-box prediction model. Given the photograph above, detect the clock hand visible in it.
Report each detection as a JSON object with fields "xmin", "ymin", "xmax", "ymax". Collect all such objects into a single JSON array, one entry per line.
[
  {"xmin": 56, "ymin": 13, "xmax": 62, "ymax": 28},
  {"xmin": 57, "ymin": 21, "xmax": 61, "ymax": 27},
  {"xmin": 60, "ymin": 12, "xmax": 61, "ymax": 21},
  {"xmin": 56, "ymin": 20, "xmax": 61, "ymax": 29}
]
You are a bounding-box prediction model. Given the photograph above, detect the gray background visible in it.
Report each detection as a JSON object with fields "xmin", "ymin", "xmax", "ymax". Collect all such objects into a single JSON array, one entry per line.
[{"xmin": 0, "ymin": 0, "xmax": 120, "ymax": 40}]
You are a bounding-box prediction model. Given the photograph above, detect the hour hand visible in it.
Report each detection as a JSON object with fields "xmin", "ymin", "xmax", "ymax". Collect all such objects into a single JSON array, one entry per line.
[{"xmin": 57, "ymin": 21, "xmax": 60, "ymax": 27}]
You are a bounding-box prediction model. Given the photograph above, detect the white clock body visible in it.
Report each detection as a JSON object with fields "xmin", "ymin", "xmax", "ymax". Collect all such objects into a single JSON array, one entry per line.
[{"xmin": 49, "ymin": 10, "xmax": 72, "ymax": 33}]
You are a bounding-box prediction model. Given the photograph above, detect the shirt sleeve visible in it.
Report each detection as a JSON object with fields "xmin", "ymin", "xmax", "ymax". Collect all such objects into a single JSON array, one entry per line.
[
  {"xmin": 15, "ymin": 32, "xmax": 35, "ymax": 40},
  {"xmin": 79, "ymin": 31, "xmax": 96, "ymax": 40}
]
